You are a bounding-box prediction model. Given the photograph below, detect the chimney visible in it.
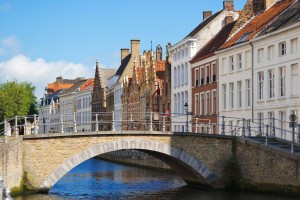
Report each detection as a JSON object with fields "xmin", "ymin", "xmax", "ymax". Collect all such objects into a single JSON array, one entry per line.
[
  {"xmin": 121, "ymin": 48, "xmax": 129, "ymax": 62},
  {"xmin": 130, "ymin": 39, "xmax": 140, "ymax": 58},
  {"xmin": 225, "ymin": 16, "xmax": 234, "ymax": 25},
  {"xmin": 203, "ymin": 11, "xmax": 212, "ymax": 21},
  {"xmin": 223, "ymin": 0, "xmax": 234, "ymax": 12},
  {"xmin": 253, "ymin": 0, "xmax": 266, "ymax": 15}
]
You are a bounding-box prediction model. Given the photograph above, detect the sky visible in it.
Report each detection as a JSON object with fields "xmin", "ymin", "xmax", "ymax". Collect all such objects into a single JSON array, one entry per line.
[{"xmin": 0, "ymin": 0, "xmax": 247, "ymax": 98}]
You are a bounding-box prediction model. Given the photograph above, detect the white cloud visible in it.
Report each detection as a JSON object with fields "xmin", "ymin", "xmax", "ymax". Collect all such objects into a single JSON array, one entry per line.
[
  {"xmin": 0, "ymin": 48, "xmax": 6, "ymax": 55},
  {"xmin": 1, "ymin": 36, "xmax": 21, "ymax": 54},
  {"xmin": 0, "ymin": 55, "xmax": 95, "ymax": 98}
]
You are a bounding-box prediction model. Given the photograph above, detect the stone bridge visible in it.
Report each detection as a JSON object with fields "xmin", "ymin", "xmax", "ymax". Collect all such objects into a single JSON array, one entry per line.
[{"xmin": 1, "ymin": 131, "xmax": 300, "ymax": 195}]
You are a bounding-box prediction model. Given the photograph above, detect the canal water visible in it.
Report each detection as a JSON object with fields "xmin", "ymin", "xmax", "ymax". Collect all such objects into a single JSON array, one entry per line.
[{"xmin": 16, "ymin": 158, "xmax": 298, "ymax": 200}]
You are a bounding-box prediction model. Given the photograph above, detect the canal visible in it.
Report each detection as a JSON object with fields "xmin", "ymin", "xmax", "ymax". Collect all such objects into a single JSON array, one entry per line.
[{"xmin": 16, "ymin": 158, "xmax": 298, "ymax": 200}]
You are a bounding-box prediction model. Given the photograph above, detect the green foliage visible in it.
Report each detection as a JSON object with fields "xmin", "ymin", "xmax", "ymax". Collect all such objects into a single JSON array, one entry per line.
[{"xmin": 0, "ymin": 81, "xmax": 38, "ymax": 121}]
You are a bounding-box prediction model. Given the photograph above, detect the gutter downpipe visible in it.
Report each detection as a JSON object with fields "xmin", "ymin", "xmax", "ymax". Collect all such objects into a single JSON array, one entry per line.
[{"xmin": 250, "ymin": 42, "xmax": 254, "ymax": 121}]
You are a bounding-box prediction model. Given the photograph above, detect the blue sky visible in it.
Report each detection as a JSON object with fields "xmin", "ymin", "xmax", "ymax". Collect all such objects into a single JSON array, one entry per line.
[{"xmin": 0, "ymin": 0, "xmax": 246, "ymax": 97}]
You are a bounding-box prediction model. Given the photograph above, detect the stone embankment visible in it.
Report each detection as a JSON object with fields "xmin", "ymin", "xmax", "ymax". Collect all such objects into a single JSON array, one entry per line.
[{"xmin": 97, "ymin": 150, "xmax": 172, "ymax": 172}]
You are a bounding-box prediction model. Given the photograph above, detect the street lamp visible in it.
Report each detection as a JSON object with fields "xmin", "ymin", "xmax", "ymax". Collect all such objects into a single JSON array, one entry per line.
[{"xmin": 184, "ymin": 103, "xmax": 189, "ymax": 133}]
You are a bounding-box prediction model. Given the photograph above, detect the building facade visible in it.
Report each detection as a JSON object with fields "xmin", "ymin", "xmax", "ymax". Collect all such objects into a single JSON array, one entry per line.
[
  {"xmin": 169, "ymin": 0, "xmax": 238, "ymax": 132},
  {"xmin": 252, "ymin": 1, "xmax": 300, "ymax": 140}
]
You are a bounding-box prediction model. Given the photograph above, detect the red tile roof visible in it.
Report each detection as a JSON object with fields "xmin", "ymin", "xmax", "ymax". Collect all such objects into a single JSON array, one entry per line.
[
  {"xmin": 190, "ymin": 22, "xmax": 235, "ymax": 63},
  {"xmin": 221, "ymin": 0, "xmax": 295, "ymax": 50}
]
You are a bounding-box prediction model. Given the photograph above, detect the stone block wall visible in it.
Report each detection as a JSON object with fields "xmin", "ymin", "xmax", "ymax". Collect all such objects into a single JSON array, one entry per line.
[
  {"xmin": 0, "ymin": 138, "xmax": 23, "ymax": 193},
  {"xmin": 236, "ymin": 138, "xmax": 300, "ymax": 194}
]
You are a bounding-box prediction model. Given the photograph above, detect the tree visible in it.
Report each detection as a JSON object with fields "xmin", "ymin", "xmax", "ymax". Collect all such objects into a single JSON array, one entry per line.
[{"xmin": 0, "ymin": 81, "xmax": 38, "ymax": 122}]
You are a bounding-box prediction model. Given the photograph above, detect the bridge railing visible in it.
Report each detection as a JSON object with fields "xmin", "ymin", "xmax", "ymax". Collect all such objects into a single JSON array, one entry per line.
[
  {"xmin": 0, "ymin": 176, "xmax": 13, "ymax": 200},
  {"xmin": 1, "ymin": 112, "xmax": 299, "ymax": 149}
]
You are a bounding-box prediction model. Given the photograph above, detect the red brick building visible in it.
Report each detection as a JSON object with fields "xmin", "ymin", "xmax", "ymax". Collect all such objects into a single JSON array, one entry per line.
[{"xmin": 190, "ymin": 22, "xmax": 235, "ymax": 134}]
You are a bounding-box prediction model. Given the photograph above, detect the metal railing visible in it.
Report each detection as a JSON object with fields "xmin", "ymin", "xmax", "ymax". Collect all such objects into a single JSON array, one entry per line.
[
  {"xmin": 0, "ymin": 176, "xmax": 13, "ymax": 200},
  {"xmin": 1, "ymin": 112, "xmax": 299, "ymax": 153}
]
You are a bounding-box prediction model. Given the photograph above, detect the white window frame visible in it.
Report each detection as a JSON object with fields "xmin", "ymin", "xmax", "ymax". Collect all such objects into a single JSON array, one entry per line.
[
  {"xmin": 229, "ymin": 82, "xmax": 234, "ymax": 109},
  {"xmin": 237, "ymin": 81, "xmax": 242, "ymax": 108},
  {"xmin": 278, "ymin": 66, "xmax": 286, "ymax": 97},
  {"xmin": 222, "ymin": 84, "xmax": 227, "ymax": 110},
  {"xmin": 245, "ymin": 79, "xmax": 251, "ymax": 107},
  {"xmin": 268, "ymin": 69, "xmax": 275, "ymax": 99},
  {"xmin": 258, "ymin": 71, "xmax": 264, "ymax": 100},
  {"xmin": 229, "ymin": 55, "xmax": 234, "ymax": 72},
  {"xmin": 279, "ymin": 42, "xmax": 286, "ymax": 57},
  {"xmin": 237, "ymin": 53, "xmax": 242, "ymax": 70}
]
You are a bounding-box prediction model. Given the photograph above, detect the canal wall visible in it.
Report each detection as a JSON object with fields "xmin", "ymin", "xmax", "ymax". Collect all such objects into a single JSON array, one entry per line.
[
  {"xmin": 235, "ymin": 138, "xmax": 300, "ymax": 195},
  {"xmin": 97, "ymin": 153, "xmax": 172, "ymax": 172},
  {"xmin": 0, "ymin": 138, "xmax": 23, "ymax": 195}
]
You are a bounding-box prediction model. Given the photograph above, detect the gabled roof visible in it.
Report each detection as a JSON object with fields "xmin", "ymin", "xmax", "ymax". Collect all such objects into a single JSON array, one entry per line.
[
  {"xmin": 62, "ymin": 80, "xmax": 87, "ymax": 95},
  {"xmin": 220, "ymin": 0, "xmax": 295, "ymax": 50},
  {"xmin": 185, "ymin": 11, "xmax": 222, "ymax": 39},
  {"xmin": 115, "ymin": 54, "xmax": 131, "ymax": 76},
  {"xmin": 258, "ymin": 0, "xmax": 300, "ymax": 36},
  {"xmin": 99, "ymin": 68, "xmax": 116, "ymax": 89},
  {"xmin": 191, "ymin": 22, "xmax": 235, "ymax": 63}
]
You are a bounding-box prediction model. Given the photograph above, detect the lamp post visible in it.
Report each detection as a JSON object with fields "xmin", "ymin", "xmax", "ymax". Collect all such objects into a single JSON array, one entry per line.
[{"xmin": 184, "ymin": 103, "xmax": 189, "ymax": 133}]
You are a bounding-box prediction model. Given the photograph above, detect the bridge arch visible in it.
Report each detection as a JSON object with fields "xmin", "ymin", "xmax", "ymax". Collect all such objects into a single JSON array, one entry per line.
[{"xmin": 41, "ymin": 139, "xmax": 219, "ymax": 191}]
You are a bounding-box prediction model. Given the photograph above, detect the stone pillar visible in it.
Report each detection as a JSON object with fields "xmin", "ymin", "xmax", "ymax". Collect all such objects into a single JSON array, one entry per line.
[
  {"xmin": 95, "ymin": 114, "xmax": 99, "ymax": 132},
  {"xmin": 14, "ymin": 116, "xmax": 19, "ymax": 137},
  {"xmin": 112, "ymin": 111, "xmax": 115, "ymax": 131},
  {"xmin": 150, "ymin": 112, "xmax": 153, "ymax": 131},
  {"xmin": 73, "ymin": 113, "xmax": 77, "ymax": 133},
  {"xmin": 60, "ymin": 115, "xmax": 64, "ymax": 133}
]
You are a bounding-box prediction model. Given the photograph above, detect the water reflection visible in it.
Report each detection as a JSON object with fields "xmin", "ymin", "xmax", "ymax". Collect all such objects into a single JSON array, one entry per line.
[{"xmin": 16, "ymin": 158, "xmax": 298, "ymax": 200}]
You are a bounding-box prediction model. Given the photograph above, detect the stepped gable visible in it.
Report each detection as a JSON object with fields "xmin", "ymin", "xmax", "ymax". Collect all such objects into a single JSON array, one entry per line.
[
  {"xmin": 190, "ymin": 21, "xmax": 236, "ymax": 63},
  {"xmin": 221, "ymin": 0, "xmax": 295, "ymax": 50},
  {"xmin": 258, "ymin": 0, "xmax": 300, "ymax": 36}
]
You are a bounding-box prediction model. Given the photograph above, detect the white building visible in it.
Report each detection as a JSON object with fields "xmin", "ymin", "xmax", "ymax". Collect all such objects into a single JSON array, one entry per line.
[
  {"xmin": 59, "ymin": 79, "xmax": 87, "ymax": 133},
  {"xmin": 217, "ymin": 0, "xmax": 296, "ymax": 135},
  {"xmin": 252, "ymin": 1, "xmax": 300, "ymax": 140},
  {"xmin": 169, "ymin": 0, "xmax": 238, "ymax": 132},
  {"xmin": 75, "ymin": 78, "xmax": 94, "ymax": 132}
]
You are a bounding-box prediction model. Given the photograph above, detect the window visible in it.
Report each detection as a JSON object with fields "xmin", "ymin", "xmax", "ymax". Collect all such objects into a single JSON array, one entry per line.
[
  {"xmin": 279, "ymin": 42, "xmax": 286, "ymax": 56},
  {"xmin": 245, "ymin": 79, "xmax": 251, "ymax": 107},
  {"xmin": 268, "ymin": 112, "xmax": 274, "ymax": 135},
  {"xmin": 268, "ymin": 45, "xmax": 274, "ymax": 60},
  {"xmin": 229, "ymin": 56, "xmax": 234, "ymax": 71},
  {"xmin": 268, "ymin": 69, "xmax": 275, "ymax": 99},
  {"xmin": 212, "ymin": 63, "xmax": 217, "ymax": 82},
  {"xmin": 195, "ymin": 69, "xmax": 199, "ymax": 86},
  {"xmin": 174, "ymin": 94, "xmax": 177, "ymax": 114},
  {"xmin": 212, "ymin": 90, "xmax": 217, "ymax": 114},
  {"xmin": 200, "ymin": 67, "xmax": 205, "ymax": 85},
  {"xmin": 222, "ymin": 84, "xmax": 227, "ymax": 110},
  {"xmin": 257, "ymin": 113, "xmax": 264, "ymax": 134},
  {"xmin": 206, "ymin": 65, "xmax": 210, "ymax": 84},
  {"xmin": 257, "ymin": 48, "xmax": 263, "ymax": 63},
  {"xmin": 222, "ymin": 58, "xmax": 227, "ymax": 74},
  {"xmin": 279, "ymin": 66, "xmax": 286, "ymax": 97},
  {"xmin": 195, "ymin": 94, "xmax": 199, "ymax": 115},
  {"xmin": 229, "ymin": 82, "xmax": 234, "ymax": 109},
  {"xmin": 174, "ymin": 67, "xmax": 177, "ymax": 87},
  {"xmin": 291, "ymin": 64, "xmax": 299, "ymax": 96},
  {"xmin": 185, "ymin": 63, "xmax": 188, "ymax": 84},
  {"xmin": 206, "ymin": 92, "xmax": 210, "ymax": 115},
  {"xmin": 237, "ymin": 54, "xmax": 242, "ymax": 70},
  {"xmin": 258, "ymin": 72, "xmax": 264, "ymax": 100},
  {"xmin": 237, "ymin": 81, "xmax": 242, "ymax": 108},
  {"xmin": 279, "ymin": 111, "xmax": 286, "ymax": 139},
  {"xmin": 200, "ymin": 93, "xmax": 205, "ymax": 115},
  {"xmin": 181, "ymin": 64, "xmax": 184, "ymax": 85},
  {"xmin": 291, "ymin": 38, "xmax": 298, "ymax": 54}
]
